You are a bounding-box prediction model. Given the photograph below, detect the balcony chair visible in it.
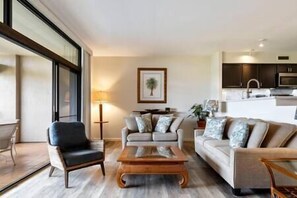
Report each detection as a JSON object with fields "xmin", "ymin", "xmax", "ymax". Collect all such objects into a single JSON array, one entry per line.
[
  {"xmin": 47, "ymin": 121, "xmax": 105, "ymax": 188},
  {"xmin": 0, "ymin": 120, "xmax": 19, "ymax": 165}
]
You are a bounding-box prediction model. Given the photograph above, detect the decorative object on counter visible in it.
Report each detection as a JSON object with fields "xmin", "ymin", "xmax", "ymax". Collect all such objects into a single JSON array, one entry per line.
[
  {"xmin": 93, "ymin": 91, "xmax": 109, "ymax": 139},
  {"xmin": 165, "ymin": 107, "xmax": 170, "ymax": 113},
  {"xmin": 203, "ymin": 100, "xmax": 219, "ymax": 117},
  {"xmin": 188, "ymin": 103, "xmax": 209, "ymax": 128},
  {"xmin": 137, "ymin": 68, "xmax": 167, "ymax": 103}
]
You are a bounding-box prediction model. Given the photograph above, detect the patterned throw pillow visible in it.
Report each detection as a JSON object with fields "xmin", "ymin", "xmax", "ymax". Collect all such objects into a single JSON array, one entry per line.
[
  {"xmin": 203, "ymin": 117, "xmax": 227, "ymax": 140},
  {"xmin": 154, "ymin": 116, "xmax": 173, "ymax": 133},
  {"xmin": 135, "ymin": 113, "xmax": 152, "ymax": 133},
  {"xmin": 229, "ymin": 121, "xmax": 249, "ymax": 148}
]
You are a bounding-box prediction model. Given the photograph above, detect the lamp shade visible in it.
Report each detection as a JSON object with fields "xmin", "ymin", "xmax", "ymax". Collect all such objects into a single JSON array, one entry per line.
[{"xmin": 93, "ymin": 91, "xmax": 108, "ymax": 103}]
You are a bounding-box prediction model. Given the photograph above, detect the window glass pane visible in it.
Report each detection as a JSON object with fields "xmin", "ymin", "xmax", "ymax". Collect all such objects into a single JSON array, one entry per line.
[
  {"xmin": 12, "ymin": 0, "xmax": 79, "ymax": 66},
  {"xmin": 59, "ymin": 66, "xmax": 78, "ymax": 122},
  {"xmin": 0, "ymin": 0, "xmax": 3, "ymax": 22}
]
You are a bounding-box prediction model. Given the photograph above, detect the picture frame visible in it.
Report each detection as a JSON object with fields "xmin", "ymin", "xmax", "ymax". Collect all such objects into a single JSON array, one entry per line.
[{"xmin": 137, "ymin": 68, "xmax": 167, "ymax": 103}]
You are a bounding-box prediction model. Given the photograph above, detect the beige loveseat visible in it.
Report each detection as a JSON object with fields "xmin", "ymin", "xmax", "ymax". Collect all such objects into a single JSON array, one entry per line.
[
  {"xmin": 194, "ymin": 117, "xmax": 297, "ymax": 195},
  {"xmin": 122, "ymin": 114, "xmax": 184, "ymax": 149}
]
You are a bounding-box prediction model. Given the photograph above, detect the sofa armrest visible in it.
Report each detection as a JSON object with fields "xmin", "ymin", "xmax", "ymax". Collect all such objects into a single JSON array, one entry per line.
[
  {"xmin": 194, "ymin": 129, "xmax": 204, "ymax": 137},
  {"xmin": 230, "ymin": 147, "xmax": 297, "ymax": 188},
  {"xmin": 47, "ymin": 144, "xmax": 65, "ymax": 170},
  {"xmin": 121, "ymin": 127, "xmax": 129, "ymax": 150},
  {"xmin": 177, "ymin": 129, "xmax": 184, "ymax": 150}
]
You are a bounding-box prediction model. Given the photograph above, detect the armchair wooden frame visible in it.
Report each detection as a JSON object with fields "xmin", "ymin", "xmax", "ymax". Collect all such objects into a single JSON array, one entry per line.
[
  {"xmin": 261, "ymin": 158, "xmax": 297, "ymax": 198},
  {"xmin": 47, "ymin": 129, "xmax": 105, "ymax": 188}
]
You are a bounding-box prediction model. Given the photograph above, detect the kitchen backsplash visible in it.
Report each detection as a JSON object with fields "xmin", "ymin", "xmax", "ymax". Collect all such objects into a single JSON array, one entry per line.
[{"xmin": 222, "ymin": 88, "xmax": 297, "ymax": 100}]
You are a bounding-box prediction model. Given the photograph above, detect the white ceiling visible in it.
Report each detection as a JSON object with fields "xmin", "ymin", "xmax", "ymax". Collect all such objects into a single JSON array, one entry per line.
[{"xmin": 39, "ymin": 0, "xmax": 297, "ymax": 56}]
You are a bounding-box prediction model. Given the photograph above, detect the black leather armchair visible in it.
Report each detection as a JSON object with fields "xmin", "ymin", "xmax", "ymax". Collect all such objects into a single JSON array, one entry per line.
[{"xmin": 47, "ymin": 121, "xmax": 105, "ymax": 188}]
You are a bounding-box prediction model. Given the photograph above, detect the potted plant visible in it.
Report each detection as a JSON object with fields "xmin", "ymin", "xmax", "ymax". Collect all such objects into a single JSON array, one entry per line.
[{"xmin": 188, "ymin": 104, "xmax": 209, "ymax": 128}]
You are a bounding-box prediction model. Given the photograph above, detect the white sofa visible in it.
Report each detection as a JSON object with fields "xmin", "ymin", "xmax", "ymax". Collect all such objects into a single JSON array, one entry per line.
[
  {"xmin": 194, "ymin": 117, "xmax": 297, "ymax": 195},
  {"xmin": 122, "ymin": 114, "xmax": 184, "ymax": 149}
]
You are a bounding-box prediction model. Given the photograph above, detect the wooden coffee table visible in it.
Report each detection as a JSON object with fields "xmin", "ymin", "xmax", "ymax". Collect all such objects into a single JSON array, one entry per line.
[{"xmin": 116, "ymin": 146, "xmax": 188, "ymax": 188}]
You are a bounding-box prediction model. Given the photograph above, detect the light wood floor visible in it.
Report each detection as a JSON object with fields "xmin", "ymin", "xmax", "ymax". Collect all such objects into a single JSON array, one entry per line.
[
  {"xmin": 0, "ymin": 143, "xmax": 49, "ymax": 190},
  {"xmin": 1, "ymin": 141, "xmax": 270, "ymax": 198}
]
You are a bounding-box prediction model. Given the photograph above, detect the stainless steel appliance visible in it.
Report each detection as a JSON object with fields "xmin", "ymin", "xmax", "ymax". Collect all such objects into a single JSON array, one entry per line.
[{"xmin": 277, "ymin": 73, "xmax": 297, "ymax": 88}]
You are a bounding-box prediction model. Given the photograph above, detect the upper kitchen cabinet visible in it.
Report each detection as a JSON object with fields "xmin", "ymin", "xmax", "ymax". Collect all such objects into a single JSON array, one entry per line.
[
  {"xmin": 222, "ymin": 64, "xmax": 242, "ymax": 88},
  {"xmin": 222, "ymin": 63, "xmax": 277, "ymax": 88},
  {"xmin": 258, "ymin": 64, "xmax": 277, "ymax": 88},
  {"xmin": 242, "ymin": 64, "xmax": 258, "ymax": 88},
  {"xmin": 277, "ymin": 64, "xmax": 297, "ymax": 73}
]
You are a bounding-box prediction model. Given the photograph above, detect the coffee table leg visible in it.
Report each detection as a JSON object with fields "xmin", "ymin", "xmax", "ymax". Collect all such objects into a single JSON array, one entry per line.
[
  {"xmin": 179, "ymin": 170, "xmax": 189, "ymax": 188},
  {"xmin": 116, "ymin": 167, "xmax": 126, "ymax": 188}
]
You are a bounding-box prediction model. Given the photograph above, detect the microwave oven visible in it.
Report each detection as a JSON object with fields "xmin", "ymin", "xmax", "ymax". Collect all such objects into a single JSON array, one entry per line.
[{"xmin": 277, "ymin": 73, "xmax": 297, "ymax": 88}]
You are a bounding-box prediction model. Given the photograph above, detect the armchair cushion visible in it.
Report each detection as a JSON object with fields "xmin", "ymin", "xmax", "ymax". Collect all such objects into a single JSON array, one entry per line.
[
  {"xmin": 62, "ymin": 149, "xmax": 103, "ymax": 166},
  {"xmin": 49, "ymin": 122, "xmax": 89, "ymax": 152}
]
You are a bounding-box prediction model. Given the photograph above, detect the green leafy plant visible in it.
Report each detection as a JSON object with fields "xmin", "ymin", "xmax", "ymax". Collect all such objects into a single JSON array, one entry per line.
[{"xmin": 188, "ymin": 104, "xmax": 209, "ymax": 120}]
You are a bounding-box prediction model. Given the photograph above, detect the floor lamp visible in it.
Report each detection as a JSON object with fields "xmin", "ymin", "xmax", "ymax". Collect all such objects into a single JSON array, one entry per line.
[{"xmin": 94, "ymin": 91, "xmax": 109, "ymax": 139}]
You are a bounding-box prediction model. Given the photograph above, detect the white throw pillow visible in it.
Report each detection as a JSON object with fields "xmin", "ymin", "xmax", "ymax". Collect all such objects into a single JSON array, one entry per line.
[
  {"xmin": 154, "ymin": 116, "xmax": 173, "ymax": 133},
  {"xmin": 203, "ymin": 117, "xmax": 227, "ymax": 140},
  {"xmin": 229, "ymin": 121, "xmax": 249, "ymax": 148},
  {"xmin": 135, "ymin": 113, "xmax": 152, "ymax": 133}
]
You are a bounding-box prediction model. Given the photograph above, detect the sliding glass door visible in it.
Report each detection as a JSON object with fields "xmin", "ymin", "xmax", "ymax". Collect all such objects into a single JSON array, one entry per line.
[{"xmin": 54, "ymin": 64, "xmax": 80, "ymax": 122}]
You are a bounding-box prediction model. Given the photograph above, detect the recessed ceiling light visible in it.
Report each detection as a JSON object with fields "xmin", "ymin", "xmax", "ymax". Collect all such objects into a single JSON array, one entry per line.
[{"xmin": 258, "ymin": 38, "xmax": 267, "ymax": 48}]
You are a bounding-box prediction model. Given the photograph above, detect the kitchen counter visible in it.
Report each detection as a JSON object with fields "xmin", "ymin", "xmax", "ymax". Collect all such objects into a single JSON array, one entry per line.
[{"xmin": 225, "ymin": 96, "xmax": 297, "ymax": 106}]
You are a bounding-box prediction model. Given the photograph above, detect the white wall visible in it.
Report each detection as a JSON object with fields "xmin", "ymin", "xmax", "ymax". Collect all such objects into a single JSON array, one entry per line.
[
  {"xmin": 82, "ymin": 50, "xmax": 91, "ymax": 137},
  {"xmin": 0, "ymin": 55, "xmax": 17, "ymax": 121},
  {"xmin": 20, "ymin": 56, "xmax": 52, "ymax": 142},
  {"xmin": 91, "ymin": 56, "xmax": 212, "ymax": 140},
  {"xmin": 223, "ymin": 51, "xmax": 297, "ymax": 63},
  {"xmin": 210, "ymin": 52, "xmax": 222, "ymax": 100}
]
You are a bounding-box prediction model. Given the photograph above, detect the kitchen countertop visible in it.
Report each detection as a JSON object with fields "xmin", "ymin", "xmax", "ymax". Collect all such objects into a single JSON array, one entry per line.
[{"xmin": 225, "ymin": 96, "xmax": 297, "ymax": 106}]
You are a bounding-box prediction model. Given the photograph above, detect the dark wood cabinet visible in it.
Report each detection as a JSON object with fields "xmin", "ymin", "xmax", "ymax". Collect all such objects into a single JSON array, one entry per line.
[
  {"xmin": 277, "ymin": 64, "xmax": 297, "ymax": 73},
  {"xmin": 258, "ymin": 64, "xmax": 277, "ymax": 88},
  {"xmin": 242, "ymin": 64, "xmax": 258, "ymax": 88},
  {"xmin": 222, "ymin": 63, "xmax": 278, "ymax": 88},
  {"xmin": 222, "ymin": 64, "xmax": 242, "ymax": 88}
]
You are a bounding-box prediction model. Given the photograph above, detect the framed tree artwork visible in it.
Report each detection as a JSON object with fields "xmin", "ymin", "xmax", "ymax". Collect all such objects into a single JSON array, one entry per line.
[{"xmin": 137, "ymin": 68, "xmax": 167, "ymax": 103}]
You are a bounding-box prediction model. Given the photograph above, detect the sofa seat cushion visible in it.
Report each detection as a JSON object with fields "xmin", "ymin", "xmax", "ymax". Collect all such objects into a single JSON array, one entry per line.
[
  {"xmin": 195, "ymin": 135, "xmax": 215, "ymax": 146},
  {"xmin": 204, "ymin": 139, "xmax": 230, "ymax": 147},
  {"xmin": 152, "ymin": 132, "xmax": 177, "ymax": 141},
  {"xmin": 62, "ymin": 149, "xmax": 103, "ymax": 167},
  {"xmin": 204, "ymin": 144, "xmax": 230, "ymax": 166},
  {"xmin": 127, "ymin": 132, "xmax": 152, "ymax": 142}
]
